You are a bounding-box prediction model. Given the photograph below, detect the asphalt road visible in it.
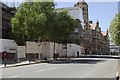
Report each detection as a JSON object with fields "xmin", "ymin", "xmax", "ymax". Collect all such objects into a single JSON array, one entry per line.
[{"xmin": 1, "ymin": 56, "xmax": 119, "ymax": 79}]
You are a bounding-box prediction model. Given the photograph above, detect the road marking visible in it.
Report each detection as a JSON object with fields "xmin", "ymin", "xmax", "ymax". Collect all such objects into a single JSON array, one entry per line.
[
  {"xmin": 8, "ymin": 66, "xmax": 60, "ymax": 78},
  {"xmin": 36, "ymin": 67, "xmax": 59, "ymax": 72},
  {"xmin": 9, "ymin": 75, "xmax": 18, "ymax": 78}
]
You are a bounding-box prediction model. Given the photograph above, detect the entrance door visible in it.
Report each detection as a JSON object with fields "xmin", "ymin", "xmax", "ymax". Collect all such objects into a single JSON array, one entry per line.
[{"xmin": 77, "ymin": 51, "xmax": 79, "ymax": 57}]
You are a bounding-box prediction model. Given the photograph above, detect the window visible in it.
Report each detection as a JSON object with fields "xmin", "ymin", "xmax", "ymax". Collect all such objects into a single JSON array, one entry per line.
[
  {"xmin": 83, "ymin": 7, "xmax": 84, "ymax": 11},
  {"xmin": 74, "ymin": 28, "xmax": 79, "ymax": 33}
]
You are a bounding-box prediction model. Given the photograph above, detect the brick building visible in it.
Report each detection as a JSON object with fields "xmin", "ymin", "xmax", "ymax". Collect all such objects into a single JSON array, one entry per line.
[
  {"xmin": 57, "ymin": 0, "xmax": 109, "ymax": 55},
  {"xmin": 75, "ymin": 0, "xmax": 109, "ymax": 54}
]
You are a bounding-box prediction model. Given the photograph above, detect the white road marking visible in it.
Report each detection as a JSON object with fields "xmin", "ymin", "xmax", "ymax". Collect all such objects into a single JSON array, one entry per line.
[
  {"xmin": 9, "ymin": 75, "xmax": 18, "ymax": 78},
  {"xmin": 8, "ymin": 66, "xmax": 60, "ymax": 78},
  {"xmin": 36, "ymin": 67, "xmax": 59, "ymax": 72}
]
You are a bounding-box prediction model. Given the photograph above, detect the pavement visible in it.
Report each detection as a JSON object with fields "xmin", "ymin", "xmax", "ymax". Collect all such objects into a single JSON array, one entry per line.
[
  {"xmin": 118, "ymin": 58, "xmax": 120, "ymax": 77},
  {"xmin": 0, "ymin": 57, "xmax": 88, "ymax": 68},
  {"xmin": 0, "ymin": 61, "xmax": 39, "ymax": 68},
  {"xmin": 0, "ymin": 55, "xmax": 119, "ymax": 80},
  {"xmin": 0, "ymin": 59, "xmax": 52, "ymax": 68},
  {"xmin": 0, "ymin": 55, "xmax": 119, "ymax": 68},
  {"xmin": 1, "ymin": 56, "xmax": 119, "ymax": 79}
]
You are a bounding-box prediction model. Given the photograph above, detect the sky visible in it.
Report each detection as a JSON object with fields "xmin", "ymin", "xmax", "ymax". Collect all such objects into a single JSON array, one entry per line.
[
  {"xmin": 55, "ymin": 2, "xmax": 118, "ymax": 32},
  {"xmin": 1, "ymin": 0, "xmax": 118, "ymax": 32}
]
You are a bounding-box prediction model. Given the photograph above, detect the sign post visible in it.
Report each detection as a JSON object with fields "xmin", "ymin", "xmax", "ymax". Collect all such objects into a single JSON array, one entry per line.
[
  {"xmin": 4, "ymin": 52, "xmax": 6, "ymax": 67},
  {"xmin": 118, "ymin": 45, "xmax": 120, "ymax": 77}
]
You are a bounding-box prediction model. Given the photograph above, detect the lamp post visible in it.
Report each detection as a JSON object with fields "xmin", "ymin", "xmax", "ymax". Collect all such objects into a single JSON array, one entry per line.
[
  {"xmin": 118, "ymin": 45, "xmax": 120, "ymax": 56},
  {"xmin": 4, "ymin": 51, "xmax": 7, "ymax": 67},
  {"xmin": 118, "ymin": 45, "xmax": 120, "ymax": 79}
]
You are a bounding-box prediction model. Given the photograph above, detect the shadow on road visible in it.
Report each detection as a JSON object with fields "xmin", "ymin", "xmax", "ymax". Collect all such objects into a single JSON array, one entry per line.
[
  {"xmin": 49, "ymin": 59, "xmax": 106, "ymax": 64},
  {"xmin": 2, "ymin": 59, "xmax": 18, "ymax": 64}
]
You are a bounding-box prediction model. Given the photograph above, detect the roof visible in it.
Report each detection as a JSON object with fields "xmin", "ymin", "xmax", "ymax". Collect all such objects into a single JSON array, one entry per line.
[
  {"xmin": 101, "ymin": 31, "xmax": 107, "ymax": 36},
  {"xmin": 79, "ymin": 0, "xmax": 85, "ymax": 2},
  {"xmin": 89, "ymin": 24, "xmax": 97, "ymax": 30},
  {"xmin": 56, "ymin": 7, "xmax": 81, "ymax": 11},
  {"xmin": 89, "ymin": 23, "xmax": 108, "ymax": 36}
]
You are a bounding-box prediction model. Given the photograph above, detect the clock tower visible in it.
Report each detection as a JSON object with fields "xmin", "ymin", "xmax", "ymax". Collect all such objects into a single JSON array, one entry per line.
[{"xmin": 74, "ymin": 0, "xmax": 89, "ymax": 30}]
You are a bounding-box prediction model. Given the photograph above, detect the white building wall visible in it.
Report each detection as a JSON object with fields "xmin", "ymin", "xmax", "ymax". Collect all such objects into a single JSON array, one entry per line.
[
  {"xmin": 56, "ymin": 7, "xmax": 84, "ymax": 28},
  {"xmin": 26, "ymin": 41, "xmax": 58, "ymax": 58},
  {"xmin": 56, "ymin": 44, "xmax": 63, "ymax": 57},
  {"xmin": 26, "ymin": 41, "xmax": 39, "ymax": 54},
  {"xmin": 56, "ymin": 7, "xmax": 83, "ymax": 21},
  {"xmin": 41, "ymin": 42, "xmax": 57, "ymax": 58},
  {"xmin": 67, "ymin": 44, "xmax": 75, "ymax": 57},
  {"xmin": 67, "ymin": 44, "xmax": 81, "ymax": 57},
  {"xmin": 41, "ymin": 42, "xmax": 50, "ymax": 58},
  {"xmin": 17, "ymin": 46, "xmax": 25, "ymax": 59},
  {"xmin": 56, "ymin": 43, "xmax": 81, "ymax": 57},
  {"xmin": 49, "ymin": 42, "xmax": 54, "ymax": 57},
  {"xmin": 68, "ymin": 7, "xmax": 83, "ymax": 21},
  {"xmin": 26, "ymin": 42, "xmax": 81, "ymax": 58},
  {"xmin": 74, "ymin": 44, "xmax": 81, "ymax": 56},
  {"xmin": 0, "ymin": 39, "xmax": 17, "ymax": 53}
]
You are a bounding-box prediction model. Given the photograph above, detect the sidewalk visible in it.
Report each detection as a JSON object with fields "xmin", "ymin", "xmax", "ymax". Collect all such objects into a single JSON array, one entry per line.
[
  {"xmin": 0, "ymin": 61, "xmax": 36, "ymax": 68},
  {"xmin": 0, "ymin": 60, "xmax": 52, "ymax": 68},
  {"xmin": 118, "ymin": 59, "xmax": 120, "ymax": 77},
  {"xmin": 0, "ymin": 58, "xmax": 72, "ymax": 68}
]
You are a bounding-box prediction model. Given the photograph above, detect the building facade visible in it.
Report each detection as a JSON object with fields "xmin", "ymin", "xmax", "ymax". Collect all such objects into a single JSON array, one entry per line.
[
  {"xmin": 88, "ymin": 21, "xmax": 109, "ymax": 54},
  {"xmin": 56, "ymin": 7, "xmax": 84, "ymax": 45},
  {"xmin": 0, "ymin": 2, "xmax": 17, "ymax": 60},
  {"xmin": 76, "ymin": 1, "xmax": 109, "ymax": 54},
  {"xmin": 0, "ymin": 2, "xmax": 15, "ymax": 39},
  {"xmin": 57, "ymin": 0, "xmax": 109, "ymax": 55}
]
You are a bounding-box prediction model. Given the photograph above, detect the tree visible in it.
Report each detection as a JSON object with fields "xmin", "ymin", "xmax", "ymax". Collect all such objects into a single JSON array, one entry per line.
[
  {"xmin": 12, "ymin": 1, "xmax": 76, "ymax": 60},
  {"xmin": 52, "ymin": 10, "xmax": 76, "ymax": 59},
  {"xmin": 53, "ymin": 10, "xmax": 75, "ymax": 43},
  {"xmin": 12, "ymin": 2, "xmax": 55, "ymax": 45},
  {"xmin": 109, "ymin": 13, "xmax": 120, "ymax": 45},
  {"xmin": 12, "ymin": 1, "xmax": 75, "ymax": 44}
]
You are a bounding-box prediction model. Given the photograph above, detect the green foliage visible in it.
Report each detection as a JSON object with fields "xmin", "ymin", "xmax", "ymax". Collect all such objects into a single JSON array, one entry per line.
[
  {"xmin": 11, "ymin": 2, "xmax": 75, "ymax": 45},
  {"xmin": 55, "ymin": 10, "xmax": 75, "ymax": 43},
  {"xmin": 109, "ymin": 13, "xmax": 120, "ymax": 45},
  {"xmin": 12, "ymin": 2, "xmax": 54, "ymax": 45}
]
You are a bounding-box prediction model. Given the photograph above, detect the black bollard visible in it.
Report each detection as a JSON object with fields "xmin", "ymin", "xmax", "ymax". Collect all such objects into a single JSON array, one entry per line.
[
  {"xmin": 4, "ymin": 52, "xmax": 7, "ymax": 67},
  {"xmin": 4, "ymin": 57, "xmax": 6, "ymax": 67},
  {"xmin": 116, "ymin": 76, "xmax": 119, "ymax": 80}
]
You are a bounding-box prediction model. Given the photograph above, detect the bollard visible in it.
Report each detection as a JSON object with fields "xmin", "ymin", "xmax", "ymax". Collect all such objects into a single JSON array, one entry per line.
[
  {"xmin": 4, "ymin": 58, "xmax": 6, "ymax": 67},
  {"xmin": 4, "ymin": 52, "xmax": 7, "ymax": 67},
  {"xmin": 116, "ymin": 76, "xmax": 119, "ymax": 80}
]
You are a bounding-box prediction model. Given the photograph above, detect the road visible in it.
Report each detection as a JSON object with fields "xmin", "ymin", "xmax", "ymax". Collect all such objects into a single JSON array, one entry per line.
[{"xmin": 1, "ymin": 56, "xmax": 119, "ymax": 79}]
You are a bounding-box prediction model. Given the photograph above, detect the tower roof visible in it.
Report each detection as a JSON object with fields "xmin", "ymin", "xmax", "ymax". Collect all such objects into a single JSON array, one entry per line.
[
  {"xmin": 78, "ymin": 0, "xmax": 85, "ymax": 2},
  {"xmin": 96, "ymin": 20, "xmax": 99, "ymax": 26},
  {"xmin": 101, "ymin": 31, "xmax": 107, "ymax": 36}
]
